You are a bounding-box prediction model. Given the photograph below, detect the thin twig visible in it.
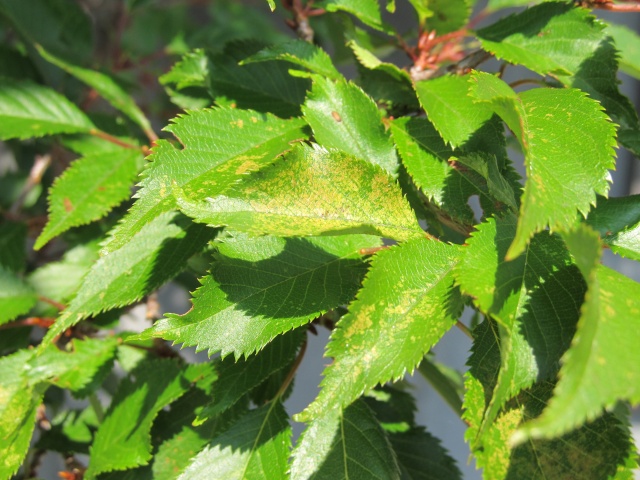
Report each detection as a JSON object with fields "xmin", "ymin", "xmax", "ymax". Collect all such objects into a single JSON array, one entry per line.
[
  {"xmin": 89, "ymin": 128, "xmax": 147, "ymax": 152},
  {"xmin": 455, "ymin": 320, "xmax": 473, "ymax": 340},
  {"xmin": 359, "ymin": 245, "xmax": 390, "ymax": 255},
  {"xmin": 508, "ymin": 78, "xmax": 547, "ymax": 89},
  {"xmin": 38, "ymin": 296, "xmax": 67, "ymax": 311},
  {"xmin": 0, "ymin": 317, "xmax": 56, "ymax": 330},
  {"xmin": 9, "ymin": 154, "xmax": 51, "ymax": 215},
  {"xmin": 275, "ymin": 339, "xmax": 308, "ymax": 400}
]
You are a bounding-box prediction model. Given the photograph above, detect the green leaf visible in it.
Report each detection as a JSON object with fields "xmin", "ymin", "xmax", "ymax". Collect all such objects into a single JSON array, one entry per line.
[
  {"xmin": 242, "ymin": 40, "xmax": 342, "ymax": 80},
  {"xmin": 454, "ymin": 153, "xmax": 518, "ymax": 211},
  {"xmin": 464, "ymin": 321, "xmax": 634, "ymax": 479},
  {"xmin": 0, "ymin": 221, "xmax": 27, "ymax": 271},
  {"xmin": 515, "ymin": 228, "xmax": 640, "ymax": 441},
  {"xmin": 35, "ymin": 149, "xmax": 142, "ymax": 250},
  {"xmin": 101, "ymin": 108, "xmax": 307, "ymax": 254},
  {"xmin": 469, "ymin": 72, "xmax": 616, "ymax": 258},
  {"xmin": 475, "ymin": 2, "xmax": 604, "ymax": 76},
  {"xmin": 407, "ymin": 0, "xmax": 433, "ymax": 26},
  {"xmin": 136, "ymin": 233, "xmax": 375, "ymax": 357},
  {"xmin": 485, "ymin": 0, "xmax": 533, "ymax": 12},
  {"xmin": 41, "ymin": 212, "xmax": 213, "ymax": 347},
  {"xmin": 606, "ymin": 22, "xmax": 640, "ymax": 79},
  {"xmin": 178, "ymin": 402, "xmax": 291, "ymax": 480},
  {"xmin": 362, "ymin": 385, "xmax": 462, "ymax": 479},
  {"xmin": 0, "ymin": 77, "xmax": 94, "ymax": 140},
  {"xmin": 456, "ymin": 215, "xmax": 585, "ymax": 443},
  {"xmin": 414, "ymin": 74, "xmax": 495, "ymax": 148},
  {"xmin": 266, "ymin": 0, "xmax": 275, "ymax": 11},
  {"xmin": 0, "ymin": 45, "xmax": 39, "ymax": 81},
  {"xmin": 348, "ymin": 39, "xmax": 419, "ymax": 110},
  {"xmin": 27, "ymin": 241, "xmax": 99, "ymax": 311},
  {"xmin": 316, "ymin": 0, "xmax": 386, "ymax": 31},
  {"xmin": 0, "ymin": 266, "xmax": 37, "ymax": 325},
  {"xmin": 0, "ymin": 350, "xmax": 43, "ymax": 480},
  {"xmin": 297, "ymin": 237, "xmax": 462, "ymax": 422},
  {"xmin": 159, "ymin": 48, "xmax": 212, "ymax": 109},
  {"xmin": 586, "ymin": 194, "xmax": 640, "ymax": 261},
  {"xmin": 290, "ymin": 400, "xmax": 400, "ymax": 480},
  {"xmin": 85, "ymin": 359, "xmax": 191, "ymax": 478},
  {"xmin": 424, "ymin": 0, "xmax": 470, "ymax": 35},
  {"xmin": 390, "ymin": 428, "xmax": 461, "ymax": 480},
  {"xmin": 467, "ymin": 377, "xmax": 633, "ymax": 478},
  {"xmin": 35, "ymin": 46, "xmax": 155, "ymax": 137},
  {"xmin": 28, "ymin": 337, "xmax": 118, "ymax": 394},
  {"xmin": 177, "ymin": 144, "xmax": 422, "ymax": 241},
  {"xmin": 0, "ymin": 0, "xmax": 93, "ymax": 64},
  {"xmin": 209, "ymin": 40, "xmax": 310, "ymax": 118},
  {"xmin": 572, "ymin": 39, "xmax": 640, "ymax": 157},
  {"xmin": 417, "ymin": 357, "xmax": 464, "ymax": 417},
  {"xmin": 390, "ymin": 116, "xmax": 481, "ymax": 224},
  {"xmin": 195, "ymin": 330, "xmax": 304, "ymax": 422},
  {"xmin": 160, "ymin": 48, "xmax": 209, "ymax": 89},
  {"xmin": 35, "ymin": 407, "xmax": 99, "ymax": 454},
  {"xmin": 302, "ymin": 75, "xmax": 399, "ymax": 174}
]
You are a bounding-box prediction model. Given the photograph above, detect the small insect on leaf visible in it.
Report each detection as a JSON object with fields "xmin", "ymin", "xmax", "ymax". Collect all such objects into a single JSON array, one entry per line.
[{"xmin": 331, "ymin": 111, "xmax": 342, "ymax": 122}]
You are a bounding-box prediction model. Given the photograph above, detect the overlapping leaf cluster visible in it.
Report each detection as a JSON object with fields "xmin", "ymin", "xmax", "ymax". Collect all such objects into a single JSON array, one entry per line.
[{"xmin": 1, "ymin": 0, "xmax": 639, "ymax": 478}]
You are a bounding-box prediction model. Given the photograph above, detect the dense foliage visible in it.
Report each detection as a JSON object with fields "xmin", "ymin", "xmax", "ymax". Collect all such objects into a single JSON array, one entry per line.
[{"xmin": 1, "ymin": 0, "xmax": 639, "ymax": 478}]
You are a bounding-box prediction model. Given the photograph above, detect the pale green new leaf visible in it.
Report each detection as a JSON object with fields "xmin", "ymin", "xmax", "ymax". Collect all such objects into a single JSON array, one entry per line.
[
  {"xmin": 587, "ymin": 195, "xmax": 640, "ymax": 261},
  {"xmin": 414, "ymin": 74, "xmax": 495, "ymax": 148},
  {"xmin": 195, "ymin": 330, "xmax": 304, "ymax": 423},
  {"xmin": 35, "ymin": 149, "xmax": 142, "ymax": 250},
  {"xmin": 178, "ymin": 402, "xmax": 291, "ymax": 480},
  {"xmin": 36, "ymin": 46, "xmax": 155, "ymax": 137},
  {"xmin": 242, "ymin": 40, "xmax": 342, "ymax": 80},
  {"xmin": 407, "ymin": 0, "xmax": 433, "ymax": 26},
  {"xmin": 0, "ymin": 77, "xmax": 94, "ymax": 140},
  {"xmin": 606, "ymin": 23, "xmax": 640, "ymax": 79},
  {"xmin": 101, "ymin": 108, "xmax": 307, "ymax": 254},
  {"xmin": 515, "ymin": 227, "xmax": 640, "ymax": 441},
  {"xmin": 455, "ymin": 215, "xmax": 584, "ymax": 443},
  {"xmin": 176, "ymin": 144, "xmax": 422, "ymax": 242},
  {"xmin": 136, "ymin": 233, "xmax": 376, "ymax": 358},
  {"xmin": 303, "ymin": 75, "xmax": 399, "ymax": 174},
  {"xmin": 297, "ymin": 237, "xmax": 462, "ymax": 422},
  {"xmin": 0, "ymin": 350, "xmax": 42, "ymax": 480},
  {"xmin": 475, "ymin": 2, "xmax": 604, "ymax": 76},
  {"xmin": 290, "ymin": 400, "xmax": 400, "ymax": 480},
  {"xmin": 0, "ymin": 266, "xmax": 37, "ymax": 325},
  {"xmin": 317, "ymin": 0, "xmax": 386, "ymax": 31},
  {"xmin": 469, "ymin": 72, "xmax": 615, "ymax": 258},
  {"xmin": 41, "ymin": 212, "xmax": 213, "ymax": 346},
  {"xmin": 85, "ymin": 360, "xmax": 191, "ymax": 479}
]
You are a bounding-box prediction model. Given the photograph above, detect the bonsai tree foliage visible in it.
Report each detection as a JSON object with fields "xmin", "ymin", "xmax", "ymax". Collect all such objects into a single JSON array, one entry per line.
[{"xmin": 1, "ymin": 0, "xmax": 640, "ymax": 478}]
